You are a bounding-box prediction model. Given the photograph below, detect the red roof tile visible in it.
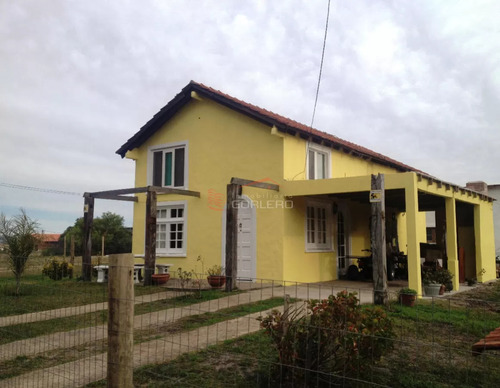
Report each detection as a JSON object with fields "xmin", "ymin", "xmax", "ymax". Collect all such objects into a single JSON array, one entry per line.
[{"xmin": 117, "ymin": 80, "xmax": 424, "ymax": 174}]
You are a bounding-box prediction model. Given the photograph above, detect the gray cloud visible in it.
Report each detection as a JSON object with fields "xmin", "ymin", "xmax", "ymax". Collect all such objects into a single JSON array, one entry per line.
[{"xmin": 1, "ymin": 0, "xmax": 499, "ymax": 232}]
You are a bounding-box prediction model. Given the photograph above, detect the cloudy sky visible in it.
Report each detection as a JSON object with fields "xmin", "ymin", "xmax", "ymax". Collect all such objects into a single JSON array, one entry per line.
[{"xmin": 1, "ymin": 0, "xmax": 499, "ymax": 233}]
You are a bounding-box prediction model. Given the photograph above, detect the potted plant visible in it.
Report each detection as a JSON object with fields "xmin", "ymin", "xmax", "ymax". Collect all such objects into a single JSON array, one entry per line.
[
  {"xmin": 421, "ymin": 266, "xmax": 441, "ymax": 296},
  {"xmin": 398, "ymin": 287, "xmax": 417, "ymax": 307},
  {"xmin": 207, "ymin": 265, "xmax": 226, "ymax": 288},
  {"xmin": 434, "ymin": 267, "xmax": 453, "ymax": 293}
]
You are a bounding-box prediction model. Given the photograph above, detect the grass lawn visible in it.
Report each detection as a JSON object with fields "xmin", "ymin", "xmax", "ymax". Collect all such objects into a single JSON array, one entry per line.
[
  {"xmin": 96, "ymin": 282, "xmax": 500, "ymax": 388},
  {"xmin": 1, "ymin": 297, "xmax": 288, "ymax": 381},
  {"xmin": 0, "ymin": 274, "xmax": 169, "ymax": 317},
  {"xmin": 0, "ymin": 289, "xmax": 243, "ymax": 345}
]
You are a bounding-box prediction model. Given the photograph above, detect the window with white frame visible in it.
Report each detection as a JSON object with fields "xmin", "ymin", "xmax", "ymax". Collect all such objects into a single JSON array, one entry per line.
[
  {"xmin": 307, "ymin": 144, "xmax": 330, "ymax": 180},
  {"xmin": 305, "ymin": 201, "xmax": 333, "ymax": 251},
  {"xmin": 150, "ymin": 142, "xmax": 187, "ymax": 188},
  {"xmin": 156, "ymin": 203, "xmax": 186, "ymax": 256}
]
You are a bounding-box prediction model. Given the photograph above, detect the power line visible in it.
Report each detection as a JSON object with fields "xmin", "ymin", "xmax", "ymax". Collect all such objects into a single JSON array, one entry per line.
[
  {"xmin": 310, "ymin": 0, "xmax": 332, "ymax": 129},
  {"xmin": 0, "ymin": 182, "xmax": 82, "ymax": 197}
]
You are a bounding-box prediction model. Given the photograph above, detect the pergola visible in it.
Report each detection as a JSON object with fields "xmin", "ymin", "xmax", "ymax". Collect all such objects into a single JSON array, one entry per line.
[{"xmin": 82, "ymin": 186, "xmax": 199, "ymax": 284}]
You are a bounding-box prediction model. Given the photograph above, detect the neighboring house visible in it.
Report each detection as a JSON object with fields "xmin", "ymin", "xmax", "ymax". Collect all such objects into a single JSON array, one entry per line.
[
  {"xmin": 35, "ymin": 233, "xmax": 61, "ymax": 251},
  {"xmin": 487, "ymin": 184, "xmax": 500, "ymax": 258},
  {"xmin": 116, "ymin": 81, "xmax": 496, "ymax": 295}
]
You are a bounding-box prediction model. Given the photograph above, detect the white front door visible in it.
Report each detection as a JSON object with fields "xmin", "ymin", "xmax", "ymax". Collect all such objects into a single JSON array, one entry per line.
[
  {"xmin": 236, "ymin": 199, "xmax": 255, "ymax": 279},
  {"xmin": 221, "ymin": 195, "xmax": 256, "ymax": 280}
]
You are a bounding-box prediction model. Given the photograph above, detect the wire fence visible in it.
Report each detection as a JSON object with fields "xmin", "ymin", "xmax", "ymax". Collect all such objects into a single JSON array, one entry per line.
[{"xmin": 1, "ymin": 266, "xmax": 500, "ymax": 387}]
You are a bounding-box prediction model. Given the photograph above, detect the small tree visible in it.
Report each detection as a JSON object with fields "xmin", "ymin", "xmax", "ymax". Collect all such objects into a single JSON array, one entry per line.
[{"xmin": 0, "ymin": 209, "xmax": 40, "ymax": 295}]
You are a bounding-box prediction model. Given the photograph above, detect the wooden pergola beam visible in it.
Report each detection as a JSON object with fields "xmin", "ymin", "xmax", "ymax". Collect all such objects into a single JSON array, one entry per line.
[
  {"xmin": 93, "ymin": 194, "xmax": 138, "ymax": 202},
  {"xmin": 230, "ymin": 177, "xmax": 279, "ymax": 191},
  {"xmin": 88, "ymin": 186, "xmax": 201, "ymax": 198}
]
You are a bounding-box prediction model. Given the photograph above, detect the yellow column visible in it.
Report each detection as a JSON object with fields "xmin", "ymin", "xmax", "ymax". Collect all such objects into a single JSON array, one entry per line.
[
  {"xmin": 474, "ymin": 202, "xmax": 496, "ymax": 282},
  {"xmin": 445, "ymin": 198, "xmax": 459, "ymax": 291},
  {"xmin": 405, "ymin": 174, "xmax": 422, "ymax": 295}
]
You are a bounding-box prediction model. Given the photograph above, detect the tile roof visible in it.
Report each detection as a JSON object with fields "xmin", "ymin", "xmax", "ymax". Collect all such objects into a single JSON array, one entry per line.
[{"xmin": 117, "ymin": 80, "xmax": 423, "ymax": 173}]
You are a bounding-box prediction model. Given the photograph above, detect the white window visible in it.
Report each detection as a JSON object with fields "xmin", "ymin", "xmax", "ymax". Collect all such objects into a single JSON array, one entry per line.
[
  {"xmin": 156, "ymin": 203, "xmax": 186, "ymax": 256},
  {"xmin": 149, "ymin": 142, "xmax": 188, "ymax": 188},
  {"xmin": 305, "ymin": 201, "xmax": 333, "ymax": 252},
  {"xmin": 307, "ymin": 143, "xmax": 330, "ymax": 180}
]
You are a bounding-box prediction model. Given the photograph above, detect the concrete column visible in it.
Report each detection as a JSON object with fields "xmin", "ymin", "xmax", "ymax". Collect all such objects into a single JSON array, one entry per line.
[
  {"xmin": 474, "ymin": 203, "xmax": 496, "ymax": 282},
  {"xmin": 405, "ymin": 174, "xmax": 422, "ymax": 295},
  {"xmin": 445, "ymin": 198, "xmax": 459, "ymax": 291},
  {"xmin": 108, "ymin": 253, "xmax": 134, "ymax": 388}
]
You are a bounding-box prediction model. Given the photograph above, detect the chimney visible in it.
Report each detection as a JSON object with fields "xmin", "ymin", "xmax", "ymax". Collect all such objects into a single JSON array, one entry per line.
[{"xmin": 465, "ymin": 181, "xmax": 488, "ymax": 195}]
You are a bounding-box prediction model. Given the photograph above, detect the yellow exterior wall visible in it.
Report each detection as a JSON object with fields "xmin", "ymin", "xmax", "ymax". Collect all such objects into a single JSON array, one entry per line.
[
  {"xmin": 128, "ymin": 98, "xmax": 284, "ymax": 278},
  {"xmin": 283, "ymin": 136, "xmax": 307, "ymax": 181},
  {"xmin": 283, "ymin": 137, "xmax": 399, "ymax": 182},
  {"xmin": 283, "ymin": 197, "xmax": 336, "ymax": 283},
  {"xmin": 331, "ymin": 152, "xmax": 397, "ymax": 178}
]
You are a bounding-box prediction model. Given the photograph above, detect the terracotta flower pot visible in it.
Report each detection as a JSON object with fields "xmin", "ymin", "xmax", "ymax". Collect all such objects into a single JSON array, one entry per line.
[
  {"xmin": 399, "ymin": 293, "xmax": 416, "ymax": 307},
  {"xmin": 152, "ymin": 273, "xmax": 170, "ymax": 285},
  {"xmin": 207, "ymin": 275, "xmax": 226, "ymax": 288}
]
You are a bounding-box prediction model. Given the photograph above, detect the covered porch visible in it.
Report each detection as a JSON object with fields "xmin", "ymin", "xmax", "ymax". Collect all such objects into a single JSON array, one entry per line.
[{"xmin": 282, "ymin": 172, "xmax": 496, "ymax": 296}]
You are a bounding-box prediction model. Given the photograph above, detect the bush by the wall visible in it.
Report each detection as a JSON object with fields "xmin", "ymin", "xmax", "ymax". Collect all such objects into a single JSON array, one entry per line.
[
  {"xmin": 42, "ymin": 257, "xmax": 73, "ymax": 280},
  {"xmin": 259, "ymin": 291, "xmax": 394, "ymax": 385}
]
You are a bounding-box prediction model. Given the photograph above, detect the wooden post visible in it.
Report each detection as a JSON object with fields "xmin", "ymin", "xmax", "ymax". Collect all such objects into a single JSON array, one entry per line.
[
  {"xmin": 102, "ymin": 235, "xmax": 105, "ymax": 257},
  {"xmin": 70, "ymin": 235, "xmax": 75, "ymax": 265},
  {"xmin": 371, "ymin": 174, "xmax": 388, "ymax": 305},
  {"xmin": 225, "ymin": 183, "xmax": 240, "ymax": 292},
  {"xmin": 107, "ymin": 253, "xmax": 134, "ymax": 388},
  {"xmin": 144, "ymin": 189, "xmax": 157, "ymax": 286},
  {"xmin": 82, "ymin": 194, "xmax": 94, "ymax": 282}
]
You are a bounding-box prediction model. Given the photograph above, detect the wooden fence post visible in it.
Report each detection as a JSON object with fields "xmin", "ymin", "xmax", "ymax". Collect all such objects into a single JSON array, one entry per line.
[
  {"xmin": 371, "ymin": 174, "xmax": 388, "ymax": 305},
  {"xmin": 107, "ymin": 253, "xmax": 134, "ymax": 388},
  {"xmin": 225, "ymin": 183, "xmax": 240, "ymax": 292},
  {"xmin": 144, "ymin": 189, "xmax": 157, "ymax": 286},
  {"xmin": 63, "ymin": 235, "xmax": 67, "ymax": 257},
  {"xmin": 82, "ymin": 194, "xmax": 94, "ymax": 282},
  {"xmin": 70, "ymin": 235, "xmax": 75, "ymax": 265}
]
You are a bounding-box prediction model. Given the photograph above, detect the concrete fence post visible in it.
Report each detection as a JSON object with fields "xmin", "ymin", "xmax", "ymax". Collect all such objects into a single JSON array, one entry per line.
[{"xmin": 107, "ymin": 253, "xmax": 134, "ymax": 387}]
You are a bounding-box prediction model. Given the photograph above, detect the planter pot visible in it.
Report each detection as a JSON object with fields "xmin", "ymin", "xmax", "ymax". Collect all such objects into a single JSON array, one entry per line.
[
  {"xmin": 152, "ymin": 273, "xmax": 170, "ymax": 285},
  {"xmin": 439, "ymin": 284, "xmax": 445, "ymax": 295},
  {"xmin": 399, "ymin": 293, "xmax": 417, "ymax": 307},
  {"xmin": 207, "ymin": 275, "xmax": 226, "ymax": 288},
  {"xmin": 424, "ymin": 283, "xmax": 441, "ymax": 296}
]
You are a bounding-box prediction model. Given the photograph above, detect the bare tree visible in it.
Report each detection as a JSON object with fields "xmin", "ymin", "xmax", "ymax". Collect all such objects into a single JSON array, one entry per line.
[{"xmin": 0, "ymin": 209, "xmax": 40, "ymax": 295}]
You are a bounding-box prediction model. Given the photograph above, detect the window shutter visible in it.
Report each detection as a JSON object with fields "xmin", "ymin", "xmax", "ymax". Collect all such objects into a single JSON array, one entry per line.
[
  {"xmin": 153, "ymin": 151, "xmax": 163, "ymax": 186},
  {"xmin": 174, "ymin": 148, "xmax": 185, "ymax": 187}
]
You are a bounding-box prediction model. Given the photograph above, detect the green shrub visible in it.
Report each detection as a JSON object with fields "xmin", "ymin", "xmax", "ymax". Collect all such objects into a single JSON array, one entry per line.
[
  {"xmin": 42, "ymin": 258, "xmax": 73, "ymax": 280},
  {"xmin": 399, "ymin": 287, "xmax": 417, "ymax": 296},
  {"xmin": 259, "ymin": 291, "xmax": 394, "ymax": 385}
]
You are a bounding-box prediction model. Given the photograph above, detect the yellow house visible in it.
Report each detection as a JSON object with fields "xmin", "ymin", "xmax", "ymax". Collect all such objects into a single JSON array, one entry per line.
[{"xmin": 117, "ymin": 81, "xmax": 496, "ymax": 295}]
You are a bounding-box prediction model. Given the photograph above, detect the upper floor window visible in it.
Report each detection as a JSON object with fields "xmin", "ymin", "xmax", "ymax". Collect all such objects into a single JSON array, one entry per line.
[
  {"xmin": 149, "ymin": 142, "xmax": 188, "ymax": 188},
  {"xmin": 307, "ymin": 143, "xmax": 331, "ymax": 180}
]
